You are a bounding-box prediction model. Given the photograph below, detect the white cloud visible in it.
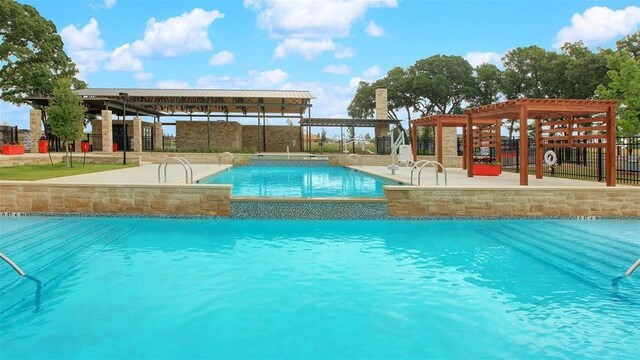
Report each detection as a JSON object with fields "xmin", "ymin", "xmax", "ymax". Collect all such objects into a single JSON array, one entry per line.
[
  {"xmin": 103, "ymin": 0, "xmax": 116, "ymax": 9},
  {"xmin": 244, "ymin": 0, "xmax": 397, "ymax": 39},
  {"xmin": 60, "ymin": 18, "xmax": 110, "ymax": 78},
  {"xmin": 362, "ymin": 65, "xmax": 380, "ymax": 78},
  {"xmin": 323, "ymin": 64, "xmax": 350, "ymax": 74},
  {"xmin": 130, "ymin": 8, "xmax": 224, "ymax": 58},
  {"xmin": 209, "ymin": 50, "xmax": 235, "ymax": 66},
  {"xmin": 365, "ymin": 20, "xmax": 384, "ymax": 37},
  {"xmin": 134, "ymin": 72, "xmax": 154, "ymax": 81},
  {"xmin": 554, "ymin": 6, "xmax": 640, "ymax": 48},
  {"xmin": 464, "ymin": 51, "xmax": 503, "ymax": 67},
  {"xmin": 156, "ymin": 80, "xmax": 190, "ymax": 89},
  {"xmin": 251, "ymin": 69, "xmax": 289, "ymax": 87},
  {"xmin": 274, "ymin": 38, "xmax": 336, "ymax": 60},
  {"xmin": 333, "ymin": 46, "xmax": 355, "ymax": 59},
  {"xmin": 105, "ymin": 44, "xmax": 143, "ymax": 71}
]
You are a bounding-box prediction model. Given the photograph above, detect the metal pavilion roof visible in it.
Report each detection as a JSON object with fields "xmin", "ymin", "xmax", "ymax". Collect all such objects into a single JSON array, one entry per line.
[{"xmin": 74, "ymin": 88, "xmax": 314, "ymax": 116}]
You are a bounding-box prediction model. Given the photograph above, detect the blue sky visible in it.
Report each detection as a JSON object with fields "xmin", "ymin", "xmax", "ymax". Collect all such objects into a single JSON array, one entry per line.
[{"xmin": 2, "ymin": 0, "xmax": 639, "ymax": 137}]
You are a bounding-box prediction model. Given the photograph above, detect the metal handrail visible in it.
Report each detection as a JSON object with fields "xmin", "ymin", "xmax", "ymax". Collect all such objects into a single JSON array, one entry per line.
[
  {"xmin": 625, "ymin": 258, "xmax": 640, "ymax": 276},
  {"xmin": 345, "ymin": 153, "xmax": 363, "ymax": 166},
  {"xmin": 157, "ymin": 157, "xmax": 193, "ymax": 184},
  {"xmin": 410, "ymin": 160, "xmax": 433, "ymax": 185},
  {"xmin": 1, "ymin": 252, "xmax": 25, "ymax": 276},
  {"xmin": 416, "ymin": 161, "xmax": 447, "ymax": 186},
  {"xmin": 218, "ymin": 152, "xmax": 234, "ymax": 164},
  {"xmin": 1, "ymin": 252, "xmax": 42, "ymax": 312}
]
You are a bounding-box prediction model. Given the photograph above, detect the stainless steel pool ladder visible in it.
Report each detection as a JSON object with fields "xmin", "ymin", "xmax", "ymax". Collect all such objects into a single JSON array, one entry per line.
[
  {"xmin": 410, "ymin": 160, "xmax": 447, "ymax": 186},
  {"xmin": 1, "ymin": 252, "xmax": 42, "ymax": 312},
  {"xmin": 218, "ymin": 152, "xmax": 234, "ymax": 165},
  {"xmin": 625, "ymin": 258, "xmax": 640, "ymax": 276},
  {"xmin": 157, "ymin": 157, "xmax": 193, "ymax": 184},
  {"xmin": 345, "ymin": 153, "xmax": 363, "ymax": 166}
]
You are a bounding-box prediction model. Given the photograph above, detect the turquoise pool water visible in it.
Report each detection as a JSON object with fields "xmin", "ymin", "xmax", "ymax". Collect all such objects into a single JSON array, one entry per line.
[
  {"xmin": 1, "ymin": 217, "xmax": 639, "ymax": 359},
  {"xmin": 200, "ymin": 165, "xmax": 397, "ymax": 197}
]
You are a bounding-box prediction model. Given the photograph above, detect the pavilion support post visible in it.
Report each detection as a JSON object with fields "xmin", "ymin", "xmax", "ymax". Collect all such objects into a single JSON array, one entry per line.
[
  {"xmin": 606, "ymin": 105, "xmax": 617, "ymax": 186},
  {"xmin": 535, "ymin": 118, "xmax": 542, "ymax": 179},
  {"xmin": 257, "ymin": 112, "xmax": 261, "ymax": 153},
  {"xmin": 207, "ymin": 108, "xmax": 211, "ymax": 150},
  {"xmin": 436, "ymin": 120, "xmax": 443, "ymax": 172},
  {"xmin": 411, "ymin": 124, "xmax": 418, "ymax": 162},
  {"xmin": 462, "ymin": 126, "xmax": 467, "ymax": 170},
  {"xmin": 299, "ymin": 116, "xmax": 303, "ymax": 152},
  {"xmin": 495, "ymin": 119, "xmax": 502, "ymax": 166},
  {"xmin": 519, "ymin": 105, "xmax": 528, "ymax": 186},
  {"xmin": 466, "ymin": 113, "xmax": 473, "ymax": 177}
]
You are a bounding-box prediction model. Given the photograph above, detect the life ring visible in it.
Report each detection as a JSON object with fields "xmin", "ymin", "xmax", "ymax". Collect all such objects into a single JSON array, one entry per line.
[{"xmin": 544, "ymin": 150, "xmax": 557, "ymax": 166}]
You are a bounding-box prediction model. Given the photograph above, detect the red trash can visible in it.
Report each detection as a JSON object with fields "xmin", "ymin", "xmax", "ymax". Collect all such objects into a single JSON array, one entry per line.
[
  {"xmin": 81, "ymin": 141, "xmax": 90, "ymax": 153},
  {"xmin": 112, "ymin": 143, "xmax": 118, "ymax": 152},
  {"xmin": 38, "ymin": 140, "xmax": 48, "ymax": 153}
]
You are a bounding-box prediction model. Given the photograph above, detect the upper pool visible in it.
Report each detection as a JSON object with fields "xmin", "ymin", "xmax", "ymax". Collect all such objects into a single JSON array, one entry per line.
[{"xmin": 199, "ymin": 164, "xmax": 399, "ymax": 197}]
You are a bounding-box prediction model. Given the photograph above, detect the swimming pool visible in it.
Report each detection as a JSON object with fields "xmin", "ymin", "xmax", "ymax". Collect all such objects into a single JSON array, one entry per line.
[
  {"xmin": 200, "ymin": 165, "xmax": 398, "ymax": 197},
  {"xmin": 1, "ymin": 216, "xmax": 638, "ymax": 359}
]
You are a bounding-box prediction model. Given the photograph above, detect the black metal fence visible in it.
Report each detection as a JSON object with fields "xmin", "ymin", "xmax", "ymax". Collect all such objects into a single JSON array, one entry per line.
[
  {"xmin": 498, "ymin": 136, "xmax": 639, "ymax": 185},
  {"xmin": 376, "ymin": 136, "xmax": 435, "ymax": 155},
  {"xmin": 0, "ymin": 125, "xmax": 18, "ymax": 144}
]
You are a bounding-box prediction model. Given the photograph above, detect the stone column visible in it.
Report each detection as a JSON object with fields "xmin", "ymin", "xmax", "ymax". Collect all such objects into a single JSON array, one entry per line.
[
  {"xmin": 101, "ymin": 110, "xmax": 113, "ymax": 152},
  {"xmin": 375, "ymin": 88, "xmax": 389, "ymax": 138},
  {"xmin": 29, "ymin": 109, "xmax": 42, "ymax": 153},
  {"xmin": 133, "ymin": 116, "xmax": 142, "ymax": 152},
  {"xmin": 153, "ymin": 121, "xmax": 163, "ymax": 151},
  {"xmin": 441, "ymin": 127, "xmax": 458, "ymax": 158}
]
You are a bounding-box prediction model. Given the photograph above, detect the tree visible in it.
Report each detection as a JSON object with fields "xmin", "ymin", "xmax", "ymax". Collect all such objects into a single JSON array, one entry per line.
[
  {"xmin": 347, "ymin": 81, "xmax": 376, "ymax": 119},
  {"xmin": 408, "ymin": 55, "xmax": 476, "ymax": 115},
  {"xmin": 471, "ymin": 63, "xmax": 502, "ymax": 106},
  {"xmin": 596, "ymin": 51, "xmax": 640, "ymax": 136},
  {"xmin": 615, "ymin": 30, "xmax": 640, "ymax": 60},
  {"xmin": 0, "ymin": 0, "xmax": 86, "ymax": 130},
  {"xmin": 560, "ymin": 41, "xmax": 610, "ymax": 99},
  {"xmin": 47, "ymin": 78, "xmax": 86, "ymax": 167}
]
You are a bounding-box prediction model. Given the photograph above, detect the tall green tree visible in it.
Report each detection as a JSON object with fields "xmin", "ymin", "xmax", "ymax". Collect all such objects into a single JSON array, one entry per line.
[
  {"xmin": 347, "ymin": 81, "xmax": 376, "ymax": 119},
  {"xmin": 596, "ymin": 51, "xmax": 640, "ymax": 136},
  {"xmin": 559, "ymin": 41, "xmax": 610, "ymax": 99},
  {"xmin": 0, "ymin": 0, "xmax": 86, "ymax": 129},
  {"xmin": 408, "ymin": 55, "xmax": 476, "ymax": 115},
  {"xmin": 471, "ymin": 63, "xmax": 502, "ymax": 106},
  {"xmin": 48, "ymin": 78, "xmax": 86, "ymax": 167},
  {"xmin": 615, "ymin": 30, "xmax": 639, "ymax": 60}
]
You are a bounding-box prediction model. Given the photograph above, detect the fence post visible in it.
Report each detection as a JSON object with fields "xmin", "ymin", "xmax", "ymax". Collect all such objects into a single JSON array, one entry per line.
[
  {"xmin": 597, "ymin": 141, "xmax": 603, "ymax": 182},
  {"xmin": 515, "ymin": 139, "xmax": 519, "ymax": 173}
]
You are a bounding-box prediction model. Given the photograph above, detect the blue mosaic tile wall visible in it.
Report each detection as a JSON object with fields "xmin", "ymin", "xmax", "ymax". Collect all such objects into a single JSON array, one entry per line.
[{"xmin": 231, "ymin": 201, "xmax": 389, "ymax": 219}]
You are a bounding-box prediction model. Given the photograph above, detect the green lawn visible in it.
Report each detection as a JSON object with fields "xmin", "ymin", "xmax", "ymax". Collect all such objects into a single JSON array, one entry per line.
[{"xmin": 0, "ymin": 162, "xmax": 134, "ymax": 181}]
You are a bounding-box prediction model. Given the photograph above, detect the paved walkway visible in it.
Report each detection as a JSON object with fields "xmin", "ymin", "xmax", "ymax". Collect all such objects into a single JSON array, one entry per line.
[
  {"xmin": 36, "ymin": 164, "xmax": 231, "ymax": 185},
  {"xmin": 352, "ymin": 165, "xmax": 625, "ymax": 188}
]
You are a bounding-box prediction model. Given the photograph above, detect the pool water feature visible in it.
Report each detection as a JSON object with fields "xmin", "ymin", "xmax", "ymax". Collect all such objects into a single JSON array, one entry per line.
[
  {"xmin": 1, "ymin": 216, "xmax": 638, "ymax": 359},
  {"xmin": 200, "ymin": 164, "xmax": 399, "ymax": 197}
]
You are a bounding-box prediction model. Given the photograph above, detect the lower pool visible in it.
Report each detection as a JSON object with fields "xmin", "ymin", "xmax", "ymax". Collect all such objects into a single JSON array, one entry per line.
[
  {"xmin": 199, "ymin": 165, "xmax": 398, "ymax": 197},
  {"xmin": 1, "ymin": 217, "xmax": 638, "ymax": 359}
]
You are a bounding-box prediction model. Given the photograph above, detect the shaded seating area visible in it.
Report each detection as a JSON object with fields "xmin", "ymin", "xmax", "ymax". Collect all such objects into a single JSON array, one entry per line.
[
  {"xmin": 464, "ymin": 98, "xmax": 619, "ymax": 186},
  {"xmin": 409, "ymin": 114, "xmax": 498, "ymax": 172}
]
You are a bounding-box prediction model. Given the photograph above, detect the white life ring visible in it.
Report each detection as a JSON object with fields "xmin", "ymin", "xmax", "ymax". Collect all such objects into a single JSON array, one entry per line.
[{"xmin": 544, "ymin": 150, "xmax": 557, "ymax": 166}]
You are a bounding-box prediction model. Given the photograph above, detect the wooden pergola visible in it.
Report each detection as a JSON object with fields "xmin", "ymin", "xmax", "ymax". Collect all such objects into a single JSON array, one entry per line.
[
  {"xmin": 464, "ymin": 98, "xmax": 619, "ymax": 186},
  {"xmin": 409, "ymin": 114, "xmax": 498, "ymax": 172}
]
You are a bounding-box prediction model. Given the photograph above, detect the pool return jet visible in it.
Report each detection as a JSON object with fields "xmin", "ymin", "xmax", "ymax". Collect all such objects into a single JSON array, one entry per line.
[{"xmin": 1, "ymin": 252, "xmax": 42, "ymax": 312}]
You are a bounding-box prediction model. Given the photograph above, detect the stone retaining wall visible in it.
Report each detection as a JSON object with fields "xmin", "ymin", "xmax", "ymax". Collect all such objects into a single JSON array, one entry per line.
[
  {"xmin": 0, "ymin": 182, "xmax": 232, "ymax": 216},
  {"xmin": 140, "ymin": 152, "xmax": 251, "ymax": 165},
  {"xmin": 330, "ymin": 155, "xmax": 463, "ymax": 167},
  {"xmin": 385, "ymin": 186, "xmax": 640, "ymax": 217}
]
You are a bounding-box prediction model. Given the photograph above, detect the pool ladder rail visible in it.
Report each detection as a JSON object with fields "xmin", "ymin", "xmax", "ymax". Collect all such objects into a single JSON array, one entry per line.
[
  {"xmin": 410, "ymin": 160, "xmax": 447, "ymax": 186},
  {"xmin": 218, "ymin": 152, "xmax": 234, "ymax": 165},
  {"xmin": 345, "ymin": 153, "xmax": 363, "ymax": 166},
  {"xmin": 611, "ymin": 258, "xmax": 640, "ymax": 286},
  {"xmin": 157, "ymin": 157, "xmax": 194, "ymax": 184},
  {"xmin": 0, "ymin": 252, "xmax": 42, "ymax": 312}
]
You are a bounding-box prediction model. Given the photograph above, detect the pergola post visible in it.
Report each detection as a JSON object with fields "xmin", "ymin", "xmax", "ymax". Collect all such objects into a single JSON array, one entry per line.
[
  {"xmin": 519, "ymin": 105, "xmax": 528, "ymax": 186},
  {"xmin": 606, "ymin": 105, "xmax": 617, "ymax": 186},
  {"xmin": 461, "ymin": 125, "xmax": 467, "ymax": 170},
  {"xmin": 495, "ymin": 119, "xmax": 502, "ymax": 167},
  {"xmin": 466, "ymin": 113, "xmax": 473, "ymax": 177},
  {"xmin": 411, "ymin": 124, "xmax": 418, "ymax": 161},
  {"xmin": 436, "ymin": 120, "xmax": 443, "ymax": 172},
  {"xmin": 535, "ymin": 118, "xmax": 543, "ymax": 179}
]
